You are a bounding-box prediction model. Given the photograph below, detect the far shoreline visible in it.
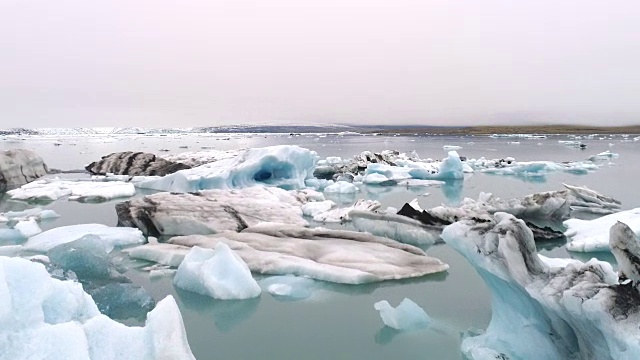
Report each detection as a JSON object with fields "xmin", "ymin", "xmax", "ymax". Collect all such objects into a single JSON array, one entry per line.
[{"xmin": 361, "ymin": 124, "xmax": 640, "ymax": 135}]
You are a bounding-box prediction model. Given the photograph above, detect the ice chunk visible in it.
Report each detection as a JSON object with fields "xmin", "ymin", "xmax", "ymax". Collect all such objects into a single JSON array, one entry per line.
[
  {"xmin": 85, "ymin": 151, "xmax": 191, "ymax": 176},
  {"xmin": 24, "ymin": 224, "xmax": 145, "ymax": 252},
  {"xmin": 565, "ymin": 208, "xmax": 640, "ymax": 252},
  {"xmin": 125, "ymin": 243, "xmax": 189, "ymax": 268},
  {"xmin": 374, "ymin": 298, "xmax": 431, "ymax": 330},
  {"xmin": 0, "ymin": 149, "xmax": 48, "ymax": 191},
  {"xmin": 137, "ymin": 145, "xmax": 318, "ymax": 192},
  {"xmin": 174, "ymin": 244, "xmax": 261, "ymax": 300},
  {"xmin": 8, "ymin": 178, "xmax": 136, "ymax": 202},
  {"xmin": 259, "ymin": 275, "xmax": 317, "ymax": 301},
  {"xmin": 0, "ymin": 257, "xmax": 195, "ymax": 359},
  {"xmin": 301, "ymin": 200, "xmax": 335, "ymax": 218},
  {"xmin": 0, "ymin": 207, "xmax": 59, "ymax": 222},
  {"xmin": 440, "ymin": 213, "xmax": 640, "ymax": 360},
  {"xmin": 116, "ymin": 186, "xmax": 307, "ymax": 237},
  {"xmin": 443, "ymin": 145, "xmax": 462, "ymax": 150},
  {"xmin": 13, "ymin": 219, "xmax": 42, "ymax": 238},
  {"xmin": 323, "ymin": 181, "xmax": 358, "ymax": 194},
  {"xmin": 47, "ymin": 235, "xmax": 126, "ymax": 283}
]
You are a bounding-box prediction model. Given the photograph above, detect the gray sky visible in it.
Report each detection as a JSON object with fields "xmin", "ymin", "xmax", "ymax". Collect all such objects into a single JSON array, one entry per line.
[{"xmin": 2, "ymin": 0, "xmax": 639, "ymax": 128}]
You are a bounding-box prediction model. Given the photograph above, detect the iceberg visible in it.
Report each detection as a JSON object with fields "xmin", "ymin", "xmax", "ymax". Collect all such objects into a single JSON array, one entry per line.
[
  {"xmin": 441, "ymin": 213, "xmax": 640, "ymax": 360},
  {"xmin": 173, "ymin": 244, "xmax": 261, "ymax": 300},
  {"xmin": 0, "ymin": 207, "xmax": 59, "ymax": 222},
  {"xmin": 0, "ymin": 256, "xmax": 194, "ymax": 359},
  {"xmin": 374, "ymin": 298, "xmax": 431, "ymax": 330},
  {"xmin": 8, "ymin": 178, "xmax": 136, "ymax": 202},
  {"xmin": 323, "ymin": 181, "xmax": 358, "ymax": 194},
  {"xmin": 136, "ymin": 145, "xmax": 318, "ymax": 192},
  {"xmin": 116, "ymin": 186, "xmax": 307, "ymax": 237},
  {"xmin": 24, "ymin": 224, "xmax": 145, "ymax": 252},
  {"xmin": 0, "ymin": 149, "xmax": 48, "ymax": 191},
  {"xmin": 128, "ymin": 223, "xmax": 449, "ymax": 284},
  {"xmin": 86, "ymin": 151, "xmax": 190, "ymax": 176},
  {"xmin": 565, "ymin": 208, "xmax": 640, "ymax": 252}
]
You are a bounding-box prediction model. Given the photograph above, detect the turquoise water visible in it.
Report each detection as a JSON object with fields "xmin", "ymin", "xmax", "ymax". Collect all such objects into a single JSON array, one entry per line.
[{"xmin": 1, "ymin": 133, "xmax": 638, "ymax": 359}]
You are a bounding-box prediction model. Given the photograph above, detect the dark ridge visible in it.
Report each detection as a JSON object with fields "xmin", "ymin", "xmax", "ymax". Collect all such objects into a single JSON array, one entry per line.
[
  {"xmin": 396, "ymin": 203, "xmax": 451, "ymax": 226},
  {"xmin": 526, "ymin": 222, "xmax": 566, "ymax": 242},
  {"xmin": 610, "ymin": 282, "xmax": 640, "ymax": 320},
  {"xmin": 221, "ymin": 204, "xmax": 248, "ymax": 232}
]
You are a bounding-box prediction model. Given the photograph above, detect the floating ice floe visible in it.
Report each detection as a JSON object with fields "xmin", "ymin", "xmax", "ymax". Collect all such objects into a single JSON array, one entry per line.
[
  {"xmin": 8, "ymin": 178, "xmax": 136, "ymax": 202},
  {"xmin": 363, "ymin": 151, "xmax": 464, "ymax": 184},
  {"xmin": 126, "ymin": 223, "xmax": 449, "ymax": 284},
  {"xmin": 116, "ymin": 186, "xmax": 308, "ymax": 237},
  {"xmin": 374, "ymin": 298, "xmax": 431, "ymax": 331},
  {"xmin": 136, "ymin": 145, "xmax": 318, "ymax": 192},
  {"xmin": 564, "ymin": 208, "xmax": 640, "ymax": 252},
  {"xmin": 86, "ymin": 151, "xmax": 191, "ymax": 177},
  {"xmin": 0, "ymin": 149, "xmax": 48, "ymax": 191},
  {"xmin": 174, "ymin": 244, "xmax": 261, "ymax": 300},
  {"xmin": 429, "ymin": 183, "xmax": 620, "ymax": 223},
  {"xmin": 0, "ymin": 256, "xmax": 195, "ymax": 360},
  {"xmin": 441, "ymin": 213, "xmax": 640, "ymax": 360},
  {"xmin": 323, "ymin": 181, "xmax": 358, "ymax": 194},
  {"xmin": 24, "ymin": 224, "xmax": 145, "ymax": 253},
  {"xmin": 0, "ymin": 207, "xmax": 59, "ymax": 223}
]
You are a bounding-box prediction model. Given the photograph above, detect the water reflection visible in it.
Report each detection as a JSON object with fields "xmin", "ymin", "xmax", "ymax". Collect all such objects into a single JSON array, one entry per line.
[
  {"xmin": 441, "ymin": 179, "xmax": 464, "ymax": 205},
  {"xmin": 176, "ymin": 288, "xmax": 261, "ymax": 332}
]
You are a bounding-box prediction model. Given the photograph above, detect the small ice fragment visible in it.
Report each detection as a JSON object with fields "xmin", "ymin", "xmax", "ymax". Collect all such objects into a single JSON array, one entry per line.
[
  {"xmin": 173, "ymin": 243, "xmax": 261, "ymax": 300},
  {"xmin": 374, "ymin": 298, "xmax": 431, "ymax": 330}
]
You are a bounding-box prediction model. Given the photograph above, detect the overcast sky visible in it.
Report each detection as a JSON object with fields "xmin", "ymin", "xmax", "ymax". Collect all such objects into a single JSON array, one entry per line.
[{"xmin": 1, "ymin": 0, "xmax": 639, "ymax": 128}]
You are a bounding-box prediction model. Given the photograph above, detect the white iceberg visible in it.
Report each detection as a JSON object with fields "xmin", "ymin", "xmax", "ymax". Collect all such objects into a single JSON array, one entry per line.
[
  {"xmin": 565, "ymin": 208, "xmax": 640, "ymax": 252},
  {"xmin": 0, "ymin": 256, "xmax": 194, "ymax": 360},
  {"xmin": 137, "ymin": 145, "xmax": 318, "ymax": 192},
  {"xmin": 323, "ymin": 181, "xmax": 358, "ymax": 194},
  {"xmin": 0, "ymin": 207, "xmax": 59, "ymax": 223},
  {"xmin": 24, "ymin": 224, "xmax": 145, "ymax": 253},
  {"xmin": 8, "ymin": 178, "xmax": 136, "ymax": 202},
  {"xmin": 173, "ymin": 244, "xmax": 261, "ymax": 300},
  {"xmin": 374, "ymin": 298, "xmax": 431, "ymax": 330}
]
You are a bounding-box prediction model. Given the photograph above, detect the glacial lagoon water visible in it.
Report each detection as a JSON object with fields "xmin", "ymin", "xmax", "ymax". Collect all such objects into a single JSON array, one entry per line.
[{"xmin": 1, "ymin": 132, "xmax": 638, "ymax": 359}]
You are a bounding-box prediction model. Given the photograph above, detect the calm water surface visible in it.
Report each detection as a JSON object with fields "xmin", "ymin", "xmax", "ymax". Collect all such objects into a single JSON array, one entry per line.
[{"xmin": 1, "ymin": 133, "xmax": 638, "ymax": 359}]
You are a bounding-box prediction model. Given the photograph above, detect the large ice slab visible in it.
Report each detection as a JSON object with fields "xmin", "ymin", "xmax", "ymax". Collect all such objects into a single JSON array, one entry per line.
[
  {"xmin": 565, "ymin": 208, "xmax": 640, "ymax": 252},
  {"xmin": 24, "ymin": 224, "xmax": 145, "ymax": 252},
  {"xmin": 86, "ymin": 151, "xmax": 191, "ymax": 176},
  {"xmin": 136, "ymin": 145, "xmax": 318, "ymax": 192},
  {"xmin": 174, "ymin": 244, "xmax": 261, "ymax": 300},
  {"xmin": 128, "ymin": 223, "xmax": 449, "ymax": 284},
  {"xmin": 374, "ymin": 298, "xmax": 431, "ymax": 330},
  {"xmin": 0, "ymin": 256, "xmax": 194, "ymax": 359},
  {"xmin": 441, "ymin": 213, "xmax": 639, "ymax": 360},
  {"xmin": 116, "ymin": 186, "xmax": 307, "ymax": 237},
  {"xmin": 0, "ymin": 149, "xmax": 48, "ymax": 191},
  {"xmin": 8, "ymin": 178, "xmax": 136, "ymax": 202},
  {"xmin": 429, "ymin": 183, "xmax": 620, "ymax": 223}
]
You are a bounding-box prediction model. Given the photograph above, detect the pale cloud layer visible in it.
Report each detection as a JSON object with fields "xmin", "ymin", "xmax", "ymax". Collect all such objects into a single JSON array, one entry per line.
[{"xmin": 1, "ymin": 0, "xmax": 639, "ymax": 127}]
